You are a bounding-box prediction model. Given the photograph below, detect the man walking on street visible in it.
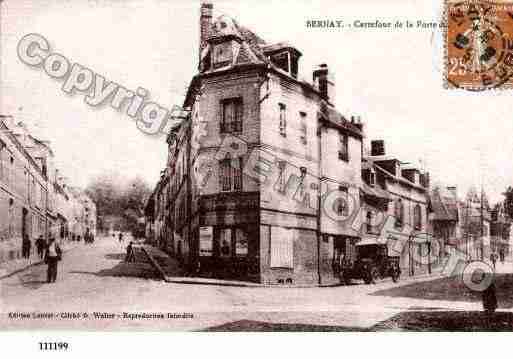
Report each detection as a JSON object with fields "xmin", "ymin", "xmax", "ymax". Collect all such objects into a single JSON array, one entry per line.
[
  {"xmin": 125, "ymin": 241, "xmax": 135, "ymax": 263},
  {"xmin": 22, "ymin": 234, "xmax": 31, "ymax": 259},
  {"xmin": 35, "ymin": 235, "xmax": 45, "ymax": 259},
  {"xmin": 45, "ymin": 236, "xmax": 62, "ymax": 283}
]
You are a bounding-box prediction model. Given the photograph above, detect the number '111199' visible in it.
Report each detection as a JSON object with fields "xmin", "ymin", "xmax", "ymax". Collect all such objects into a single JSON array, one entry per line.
[{"xmin": 39, "ymin": 342, "xmax": 69, "ymax": 351}]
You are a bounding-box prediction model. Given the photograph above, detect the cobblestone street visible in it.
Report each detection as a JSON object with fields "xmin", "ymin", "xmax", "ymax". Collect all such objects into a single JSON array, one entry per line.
[{"xmin": 2, "ymin": 237, "xmax": 511, "ymax": 331}]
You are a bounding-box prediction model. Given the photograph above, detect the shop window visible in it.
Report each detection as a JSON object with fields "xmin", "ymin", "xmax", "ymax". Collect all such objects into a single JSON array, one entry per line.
[
  {"xmin": 235, "ymin": 228, "xmax": 248, "ymax": 257},
  {"xmin": 199, "ymin": 226, "xmax": 214, "ymax": 257},
  {"xmin": 270, "ymin": 226, "xmax": 293, "ymax": 268},
  {"xmin": 219, "ymin": 228, "xmax": 232, "ymax": 258}
]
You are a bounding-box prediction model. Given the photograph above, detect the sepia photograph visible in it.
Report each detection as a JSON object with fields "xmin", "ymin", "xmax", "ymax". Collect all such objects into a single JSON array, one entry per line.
[{"xmin": 1, "ymin": 0, "xmax": 513, "ymax": 353}]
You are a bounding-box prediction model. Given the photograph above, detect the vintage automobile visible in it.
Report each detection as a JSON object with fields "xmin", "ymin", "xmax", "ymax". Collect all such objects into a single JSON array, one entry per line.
[{"xmin": 340, "ymin": 239, "xmax": 401, "ymax": 285}]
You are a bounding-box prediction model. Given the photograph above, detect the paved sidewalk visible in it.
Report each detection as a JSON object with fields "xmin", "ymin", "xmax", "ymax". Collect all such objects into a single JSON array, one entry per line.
[
  {"xmin": 140, "ymin": 244, "xmax": 449, "ymax": 287},
  {"xmin": 0, "ymin": 241, "xmax": 82, "ymax": 279}
]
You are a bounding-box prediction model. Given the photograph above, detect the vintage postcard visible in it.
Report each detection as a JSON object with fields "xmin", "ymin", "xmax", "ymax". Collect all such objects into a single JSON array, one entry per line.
[{"xmin": 1, "ymin": 0, "xmax": 513, "ymax": 347}]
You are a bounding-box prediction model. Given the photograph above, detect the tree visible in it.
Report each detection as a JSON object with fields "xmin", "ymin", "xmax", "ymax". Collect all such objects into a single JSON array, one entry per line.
[
  {"xmin": 503, "ymin": 186, "xmax": 513, "ymax": 219},
  {"xmin": 85, "ymin": 173, "xmax": 151, "ymax": 234}
]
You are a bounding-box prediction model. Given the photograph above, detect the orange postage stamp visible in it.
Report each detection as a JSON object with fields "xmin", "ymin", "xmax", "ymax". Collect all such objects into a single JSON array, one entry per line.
[{"xmin": 445, "ymin": 0, "xmax": 513, "ymax": 90}]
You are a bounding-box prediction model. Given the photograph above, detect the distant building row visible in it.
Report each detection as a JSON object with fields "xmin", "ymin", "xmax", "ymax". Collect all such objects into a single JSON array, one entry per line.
[{"xmin": 0, "ymin": 115, "xmax": 96, "ymax": 264}]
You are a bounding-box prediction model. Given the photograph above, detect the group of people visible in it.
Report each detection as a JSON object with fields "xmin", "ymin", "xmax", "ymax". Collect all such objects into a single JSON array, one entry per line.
[
  {"xmin": 20, "ymin": 232, "xmax": 76, "ymax": 283},
  {"xmin": 21, "ymin": 234, "xmax": 48, "ymax": 260},
  {"xmin": 489, "ymin": 250, "xmax": 506, "ymax": 270},
  {"xmin": 23, "ymin": 234, "xmax": 63, "ymax": 283},
  {"xmin": 84, "ymin": 230, "xmax": 95, "ymax": 244}
]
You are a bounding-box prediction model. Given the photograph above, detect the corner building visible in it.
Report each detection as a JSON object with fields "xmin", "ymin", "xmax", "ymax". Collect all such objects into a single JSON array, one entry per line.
[{"xmin": 158, "ymin": 3, "xmax": 429, "ymax": 286}]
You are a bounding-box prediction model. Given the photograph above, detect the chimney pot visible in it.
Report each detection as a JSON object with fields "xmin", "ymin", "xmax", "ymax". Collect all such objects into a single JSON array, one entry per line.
[{"xmin": 313, "ymin": 64, "xmax": 335, "ymax": 102}]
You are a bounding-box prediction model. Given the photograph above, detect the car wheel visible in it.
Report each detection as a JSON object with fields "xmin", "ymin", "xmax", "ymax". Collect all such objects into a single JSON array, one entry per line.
[
  {"xmin": 370, "ymin": 267, "xmax": 379, "ymax": 283},
  {"xmin": 391, "ymin": 270, "xmax": 399, "ymax": 283}
]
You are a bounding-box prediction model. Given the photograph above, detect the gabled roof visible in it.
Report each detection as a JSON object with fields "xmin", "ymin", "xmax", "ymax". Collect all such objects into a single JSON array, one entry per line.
[{"xmin": 430, "ymin": 188, "xmax": 458, "ymax": 221}]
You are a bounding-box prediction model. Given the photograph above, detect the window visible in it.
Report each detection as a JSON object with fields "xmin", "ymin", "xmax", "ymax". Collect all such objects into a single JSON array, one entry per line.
[
  {"xmin": 366, "ymin": 211, "xmax": 373, "ymax": 233},
  {"xmin": 394, "ymin": 199, "xmax": 404, "ymax": 228},
  {"xmin": 199, "ymin": 226, "xmax": 213, "ymax": 257},
  {"xmin": 270, "ymin": 226, "xmax": 293, "ymax": 268},
  {"xmin": 213, "ymin": 42, "xmax": 233, "ymax": 68},
  {"xmin": 219, "ymin": 156, "xmax": 243, "ymax": 192},
  {"xmin": 8, "ymin": 198, "xmax": 13, "ymax": 237},
  {"xmin": 339, "ymin": 133, "xmax": 349, "ymax": 161},
  {"xmin": 414, "ymin": 204, "xmax": 422, "ymax": 230},
  {"xmin": 369, "ymin": 170, "xmax": 376, "ymax": 187},
  {"xmin": 299, "ymin": 112, "xmax": 307, "ymax": 144},
  {"xmin": 272, "ymin": 52, "xmax": 289, "ymax": 73},
  {"xmin": 221, "ymin": 97, "xmax": 243, "ymax": 133},
  {"xmin": 233, "ymin": 157, "xmax": 243, "ymax": 191},
  {"xmin": 279, "ymin": 103, "xmax": 286, "ymax": 137},
  {"xmin": 0, "ymin": 140, "xmax": 5, "ymax": 182},
  {"xmin": 277, "ymin": 161, "xmax": 287, "ymax": 193},
  {"xmin": 9, "ymin": 156, "xmax": 14, "ymax": 186},
  {"xmin": 335, "ymin": 187, "xmax": 349, "ymax": 217}
]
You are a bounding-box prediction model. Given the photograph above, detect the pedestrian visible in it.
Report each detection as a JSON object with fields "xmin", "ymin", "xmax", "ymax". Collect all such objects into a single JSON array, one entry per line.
[
  {"xmin": 125, "ymin": 241, "xmax": 135, "ymax": 263},
  {"xmin": 22, "ymin": 234, "xmax": 31, "ymax": 259},
  {"xmin": 490, "ymin": 252, "xmax": 497, "ymax": 270},
  {"xmin": 45, "ymin": 236, "xmax": 62, "ymax": 283},
  {"xmin": 482, "ymin": 280, "xmax": 498, "ymax": 315},
  {"xmin": 118, "ymin": 232, "xmax": 123, "ymax": 243},
  {"xmin": 35, "ymin": 235, "xmax": 45, "ymax": 259}
]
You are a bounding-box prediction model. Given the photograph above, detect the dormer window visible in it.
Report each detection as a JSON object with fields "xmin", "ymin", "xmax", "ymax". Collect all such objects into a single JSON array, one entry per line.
[
  {"xmin": 273, "ymin": 52, "xmax": 289, "ymax": 73},
  {"xmin": 213, "ymin": 42, "xmax": 233, "ymax": 69},
  {"xmin": 265, "ymin": 45, "xmax": 301, "ymax": 79},
  {"xmin": 270, "ymin": 51, "xmax": 299, "ymax": 78}
]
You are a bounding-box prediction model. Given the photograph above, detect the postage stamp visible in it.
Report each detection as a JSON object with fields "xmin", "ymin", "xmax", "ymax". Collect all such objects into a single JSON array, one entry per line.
[{"xmin": 445, "ymin": 0, "xmax": 513, "ymax": 90}]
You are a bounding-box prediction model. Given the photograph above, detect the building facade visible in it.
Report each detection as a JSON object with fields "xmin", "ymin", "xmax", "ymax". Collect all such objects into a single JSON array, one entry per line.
[
  {"xmin": 0, "ymin": 115, "xmax": 97, "ymax": 264},
  {"xmin": 145, "ymin": 3, "xmax": 435, "ymax": 286}
]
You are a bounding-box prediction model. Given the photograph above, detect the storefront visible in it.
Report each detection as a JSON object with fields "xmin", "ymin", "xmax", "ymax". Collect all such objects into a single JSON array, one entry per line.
[{"xmin": 194, "ymin": 192, "xmax": 260, "ymax": 281}]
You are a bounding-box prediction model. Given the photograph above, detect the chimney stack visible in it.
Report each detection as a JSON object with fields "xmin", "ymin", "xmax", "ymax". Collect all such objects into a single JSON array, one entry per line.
[
  {"xmin": 200, "ymin": 2, "xmax": 213, "ymax": 61},
  {"xmin": 370, "ymin": 140, "xmax": 385, "ymax": 156},
  {"xmin": 350, "ymin": 115, "xmax": 364, "ymax": 131},
  {"xmin": 313, "ymin": 64, "xmax": 335, "ymax": 102}
]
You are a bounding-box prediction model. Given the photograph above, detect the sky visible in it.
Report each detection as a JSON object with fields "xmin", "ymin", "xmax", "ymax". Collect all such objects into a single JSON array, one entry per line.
[{"xmin": 1, "ymin": 0, "xmax": 512, "ymax": 203}]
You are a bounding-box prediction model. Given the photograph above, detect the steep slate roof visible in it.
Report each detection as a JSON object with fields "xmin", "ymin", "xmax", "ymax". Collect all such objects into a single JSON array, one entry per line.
[
  {"xmin": 430, "ymin": 188, "xmax": 458, "ymax": 221},
  {"xmin": 317, "ymin": 106, "xmax": 363, "ymax": 138},
  {"xmin": 202, "ymin": 15, "xmax": 269, "ymax": 69}
]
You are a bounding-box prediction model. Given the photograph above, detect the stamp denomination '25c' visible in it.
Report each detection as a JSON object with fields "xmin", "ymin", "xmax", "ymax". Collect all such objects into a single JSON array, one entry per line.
[{"xmin": 445, "ymin": 0, "xmax": 513, "ymax": 90}]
